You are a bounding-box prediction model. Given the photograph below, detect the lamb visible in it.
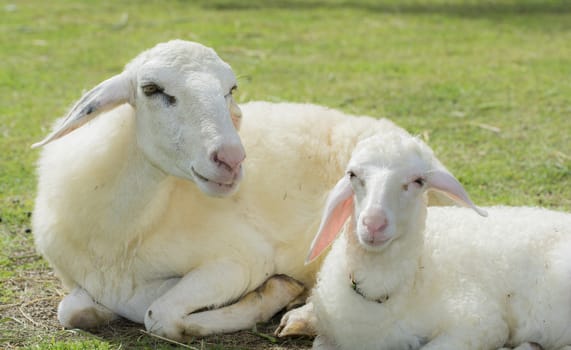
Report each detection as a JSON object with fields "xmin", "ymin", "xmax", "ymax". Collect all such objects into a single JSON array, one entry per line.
[
  {"xmin": 305, "ymin": 132, "xmax": 571, "ymax": 350},
  {"xmin": 32, "ymin": 40, "xmax": 432, "ymax": 341}
]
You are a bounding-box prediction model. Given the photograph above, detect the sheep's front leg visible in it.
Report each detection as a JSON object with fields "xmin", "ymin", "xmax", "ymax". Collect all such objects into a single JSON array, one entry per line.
[
  {"xmin": 58, "ymin": 287, "xmax": 118, "ymax": 329},
  {"xmin": 421, "ymin": 322, "xmax": 508, "ymax": 350},
  {"xmin": 144, "ymin": 260, "xmax": 304, "ymax": 340},
  {"xmin": 498, "ymin": 343, "xmax": 544, "ymax": 350},
  {"xmin": 181, "ymin": 274, "xmax": 305, "ymax": 336},
  {"xmin": 275, "ymin": 301, "xmax": 317, "ymax": 337},
  {"xmin": 144, "ymin": 259, "xmax": 249, "ymax": 339},
  {"xmin": 312, "ymin": 334, "xmax": 339, "ymax": 350}
]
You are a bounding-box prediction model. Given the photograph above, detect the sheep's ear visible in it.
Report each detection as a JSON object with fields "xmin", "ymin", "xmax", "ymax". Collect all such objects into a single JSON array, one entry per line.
[
  {"xmin": 229, "ymin": 98, "xmax": 242, "ymax": 131},
  {"xmin": 32, "ymin": 72, "xmax": 132, "ymax": 148},
  {"xmin": 427, "ymin": 169, "xmax": 488, "ymax": 217},
  {"xmin": 306, "ymin": 176, "xmax": 354, "ymax": 264}
]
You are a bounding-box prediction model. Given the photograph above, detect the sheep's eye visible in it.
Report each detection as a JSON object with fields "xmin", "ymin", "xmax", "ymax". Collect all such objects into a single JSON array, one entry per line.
[
  {"xmin": 226, "ymin": 85, "xmax": 238, "ymax": 97},
  {"xmin": 347, "ymin": 170, "xmax": 357, "ymax": 179},
  {"xmin": 142, "ymin": 84, "xmax": 162, "ymax": 96},
  {"xmin": 403, "ymin": 177, "xmax": 425, "ymax": 191},
  {"xmin": 165, "ymin": 94, "xmax": 177, "ymax": 105}
]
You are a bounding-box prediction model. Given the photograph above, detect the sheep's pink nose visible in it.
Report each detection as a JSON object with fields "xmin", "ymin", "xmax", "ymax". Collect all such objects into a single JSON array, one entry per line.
[
  {"xmin": 362, "ymin": 213, "xmax": 388, "ymax": 233},
  {"xmin": 212, "ymin": 144, "xmax": 245, "ymax": 172}
]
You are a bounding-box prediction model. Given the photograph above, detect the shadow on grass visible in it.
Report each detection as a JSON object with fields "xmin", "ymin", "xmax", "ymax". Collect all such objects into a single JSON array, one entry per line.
[{"xmin": 195, "ymin": 0, "xmax": 571, "ymax": 17}]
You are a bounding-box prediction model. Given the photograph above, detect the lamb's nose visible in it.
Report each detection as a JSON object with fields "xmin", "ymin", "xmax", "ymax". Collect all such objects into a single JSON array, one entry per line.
[
  {"xmin": 212, "ymin": 144, "xmax": 246, "ymax": 172},
  {"xmin": 362, "ymin": 213, "xmax": 388, "ymax": 233}
]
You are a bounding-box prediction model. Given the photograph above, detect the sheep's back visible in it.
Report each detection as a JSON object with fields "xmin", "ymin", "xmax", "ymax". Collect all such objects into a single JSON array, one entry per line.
[{"xmin": 424, "ymin": 206, "xmax": 571, "ymax": 346}]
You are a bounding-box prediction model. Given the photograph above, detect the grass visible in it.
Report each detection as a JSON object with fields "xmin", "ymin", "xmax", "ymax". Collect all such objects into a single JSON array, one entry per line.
[{"xmin": 1, "ymin": 0, "xmax": 570, "ymax": 348}]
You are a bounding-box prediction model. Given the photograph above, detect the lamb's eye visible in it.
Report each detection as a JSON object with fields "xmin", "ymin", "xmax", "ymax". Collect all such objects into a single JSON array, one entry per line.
[
  {"xmin": 142, "ymin": 84, "xmax": 162, "ymax": 96},
  {"xmin": 403, "ymin": 177, "xmax": 425, "ymax": 191},
  {"xmin": 347, "ymin": 170, "xmax": 357, "ymax": 179},
  {"xmin": 165, "ymin": 94, "xmax": 177, "ymax": 105}
]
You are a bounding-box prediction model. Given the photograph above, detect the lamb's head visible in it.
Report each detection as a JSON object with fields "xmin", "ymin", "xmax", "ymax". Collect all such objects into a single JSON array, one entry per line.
[
  {"xmin": 33, "ymin": 40, "xmax": 245, "ymax": 197},
  {"xmin": 306, "ymin": 133, "xmax": 487, "ymax": 262}
]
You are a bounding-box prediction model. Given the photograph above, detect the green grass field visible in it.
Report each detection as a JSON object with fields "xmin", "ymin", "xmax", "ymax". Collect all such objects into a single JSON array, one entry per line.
[{"xmin": 1, "ymin": 0, "xmax": 570, "ymax": 349}]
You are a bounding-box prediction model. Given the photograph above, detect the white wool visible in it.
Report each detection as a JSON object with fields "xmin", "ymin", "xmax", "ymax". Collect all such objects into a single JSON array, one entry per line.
[{"xmin": 311, "ymin": 134, "xmax": 571, "ymax": 350}]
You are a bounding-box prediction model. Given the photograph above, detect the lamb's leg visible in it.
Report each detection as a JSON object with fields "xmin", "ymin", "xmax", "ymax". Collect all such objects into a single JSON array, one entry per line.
[
  {"xmin": 58, "ymin": 287, "xmax": 118, "ymax": 329},
  {"xmin": 144, "ymin": 260, "xmax": 303, "ymax": 341},
  {"xmin": 181, "ymin": 275, "xmax": 305, "ymax": 336},
  {"xmin": 275, "ymin": 301, "xmax": 317, "ymax": 337}
]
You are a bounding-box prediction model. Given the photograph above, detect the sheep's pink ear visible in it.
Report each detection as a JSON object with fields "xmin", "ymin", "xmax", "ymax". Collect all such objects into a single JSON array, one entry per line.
[
  {"xmin": 32, "ymin": 72, "xmax": 132, "ymax": 148},
  {"xmin": 229, "ymin": 99, "xmax": 242, "ymax": 131},
  {"xmin": 427, "ymin": 169, "xmax": 487, "ymax": 217},
  {"xmin": 306, "ymin": 176, "xmax": 354, "ymax": 264}
]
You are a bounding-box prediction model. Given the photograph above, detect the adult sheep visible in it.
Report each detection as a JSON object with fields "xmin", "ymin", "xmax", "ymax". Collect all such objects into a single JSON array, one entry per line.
[{"xmin": 33, "ymin": 39, "xmax": 427, "ymax": 341}]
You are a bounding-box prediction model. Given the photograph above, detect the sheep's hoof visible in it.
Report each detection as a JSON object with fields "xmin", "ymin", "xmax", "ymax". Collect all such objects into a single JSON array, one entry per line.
[{"xmin": 274, "ymin": 302, "xmax": 317, "ymax": 337}]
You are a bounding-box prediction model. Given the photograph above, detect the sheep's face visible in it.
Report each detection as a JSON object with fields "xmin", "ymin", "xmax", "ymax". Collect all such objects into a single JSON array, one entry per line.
[
  {"xmin": 307, "ymin": 133, "xmax": 483, "ymax": 263},
  {"xmin": 132, "ymin": 41, "xmax": 245, "ymax": 197},
  {"xmin": 346, "ymin": 135, "xmax": 432, "ymax": 251},
  {"xmin": 33, "ymin": 40, "xmax": 245, "ymax": 197}
]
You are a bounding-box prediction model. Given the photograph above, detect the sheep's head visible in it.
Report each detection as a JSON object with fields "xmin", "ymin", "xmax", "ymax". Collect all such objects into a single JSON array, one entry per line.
[
  {"xmin": 306, "ymin": 133, "xmax": 487, "ymax": 262},
  {"xmin": 33, "ymin": 40, "xmax": 245, "ymax": 197}
]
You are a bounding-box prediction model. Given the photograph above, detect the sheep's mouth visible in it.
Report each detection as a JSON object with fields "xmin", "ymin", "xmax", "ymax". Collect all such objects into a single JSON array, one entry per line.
[
  {"xmin": 358, "ymin": 230, "xmax": 395, "ymax": 249},
  {"xmin": 191, "ymin": 167, "xmax": 237, "ymax": 189}
]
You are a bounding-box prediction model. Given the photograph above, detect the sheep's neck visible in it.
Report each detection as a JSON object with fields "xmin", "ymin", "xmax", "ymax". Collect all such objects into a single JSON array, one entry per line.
[
  {"xmin": 345, "ymin": 219, "xmax": 423, "ymax": 302},
  {"xmin": 106, "ymin": 147, "xmax": 172, "ymax": 240},
  {"xmin": 349, "ymin": 272, "xmax": 390, "ymax": 304}
]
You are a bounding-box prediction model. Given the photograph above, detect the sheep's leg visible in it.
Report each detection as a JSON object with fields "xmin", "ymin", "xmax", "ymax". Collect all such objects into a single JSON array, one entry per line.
[
  {"xmin": 498, "ymin": 343, "xmax": 544, "ymax": 350},
  {"xmin": 512, "ymin": 343, "xmax": 543, "ymax": 350},
  {"xmin": 144, "ymin": 260, "xmax": 303, "ymax": 340},
  {"xmin": 312, "ymin": 334, "xmax": 339, "ymax": 350},
  {"xmin": 58, "ymin": 287, "xmax": 118, "ymax": 329},
  {"xmin": 144, "ymin": 259, "xmax": 249, "ymax": 339},
  {"xmin": 275, "ymin": 301, "xmax": 317, "ymax": 337},
  {"xmin": 180, "ymin": 275, "xmax": 305, "ymax": 336},
  {"xmin": 420, "ymin": 317, "xmax": 508, "ymax": 350}
]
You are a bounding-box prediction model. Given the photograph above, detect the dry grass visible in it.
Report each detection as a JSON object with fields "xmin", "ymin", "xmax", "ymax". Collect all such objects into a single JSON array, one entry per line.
[{"xmin": 0, "ymin": 241, "xmax": 312, "ymax": 350}]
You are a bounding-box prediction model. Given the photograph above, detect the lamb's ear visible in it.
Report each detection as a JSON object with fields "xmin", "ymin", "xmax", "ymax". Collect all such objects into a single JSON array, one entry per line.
[
  {"xmin": 306, "ymin": 176, "xmax": 354, "ymax": 264},
  {"xmin": 229, "ymin": 98, "xmax": 242, "ymax": 131},
  {"xmin": 426, "ymin": 169, "xmax": 488, "ymax": 217},
  {"xmin": 32, "ymin": 72, "xmax": 133, "ymax": 148}
]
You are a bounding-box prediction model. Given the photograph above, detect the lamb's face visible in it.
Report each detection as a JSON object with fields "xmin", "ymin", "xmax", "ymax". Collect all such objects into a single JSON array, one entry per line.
[
  {"xmin": 346, "ymin": 135, "xmax": 432, "ymax": 251},
  {"xmin": 306, "ymin": 133, "xmax": 483, "ymax": 263},
  {"xmin": 132, "ymin": 40, "xmax": 245, "ymax": 197}
]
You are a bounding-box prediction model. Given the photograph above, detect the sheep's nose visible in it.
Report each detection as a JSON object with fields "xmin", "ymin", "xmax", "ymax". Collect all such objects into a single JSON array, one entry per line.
[
  {"xmin": 362, "ymin": 213, "xmax": 388, "ymax": 233},
  {"xmin": 212, "ymin": 144, "xmax": 245, "ymax": 172}
]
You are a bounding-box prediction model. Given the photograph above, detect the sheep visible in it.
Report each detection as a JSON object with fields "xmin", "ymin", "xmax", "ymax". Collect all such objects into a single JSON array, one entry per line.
[
  {"xmin": 33, "ymin": 39, "xmax": 433, "ymax": 341},
  {"xmin": 304, "ymin": 132, "xmax": 571, "ymax": 350}
]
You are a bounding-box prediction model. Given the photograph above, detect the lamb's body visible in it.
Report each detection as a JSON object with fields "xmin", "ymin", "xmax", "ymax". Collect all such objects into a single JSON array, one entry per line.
[
  {"xmin": 34, "ymin": 100, "xmax": 405, "ymax": 337},
  {"xmin": 314, "ymin": 206, "xmax": 571, "ymax": 349},
  {"xmin": 304, "ymin": 132, "xmax": 571, "ymax": 349}
]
